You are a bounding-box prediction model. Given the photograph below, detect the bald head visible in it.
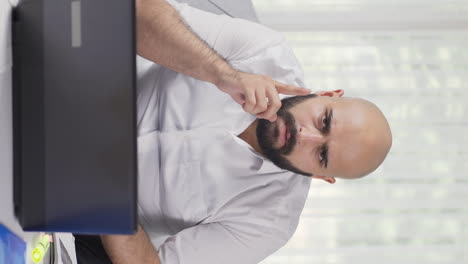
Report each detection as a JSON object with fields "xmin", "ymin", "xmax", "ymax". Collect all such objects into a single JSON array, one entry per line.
[
  {"xmin": 333, "ymin": 97, "xmax": 392, "ymax": 179},
  {"xmin": 255, "ymin": 90, "xmax": 392, "ymax": 182}
]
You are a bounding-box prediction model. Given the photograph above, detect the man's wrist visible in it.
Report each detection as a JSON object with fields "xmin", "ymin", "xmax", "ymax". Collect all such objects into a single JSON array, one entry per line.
[{"xmin": 212, "ymin": 61, "xmax": 240, "ymax": 90}]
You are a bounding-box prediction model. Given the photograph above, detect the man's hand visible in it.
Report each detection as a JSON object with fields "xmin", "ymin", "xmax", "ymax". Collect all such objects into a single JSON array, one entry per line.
[
  {"xmin": 216, "ymin": 71, "xmax": 311, "ymax": 122},
  {"xmin": 136, "ymin": 0, "xmax": 310, "ymax": 122}
]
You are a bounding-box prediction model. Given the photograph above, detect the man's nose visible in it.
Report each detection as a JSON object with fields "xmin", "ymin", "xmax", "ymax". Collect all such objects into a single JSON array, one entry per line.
[{"xmin": 297, "ymin": 127, "xmax": 325, "ymax": 144}]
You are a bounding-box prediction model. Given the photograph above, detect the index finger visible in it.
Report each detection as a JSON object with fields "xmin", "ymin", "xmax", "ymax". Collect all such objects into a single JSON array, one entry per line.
[{"xmin": 275, "ymin": 81, "xmax": 310, "ymax": 95}]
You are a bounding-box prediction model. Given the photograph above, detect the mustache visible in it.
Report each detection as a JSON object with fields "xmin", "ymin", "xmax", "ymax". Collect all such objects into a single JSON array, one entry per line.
[{"xmin": 272, "ymin": 109, "xmax": 298, "ymax": 155}]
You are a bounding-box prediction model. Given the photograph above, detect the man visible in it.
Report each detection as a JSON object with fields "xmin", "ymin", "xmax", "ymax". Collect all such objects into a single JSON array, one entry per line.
[{"xmin": 94, "ymin": 0, "xmax": 392, "ymax": 264}]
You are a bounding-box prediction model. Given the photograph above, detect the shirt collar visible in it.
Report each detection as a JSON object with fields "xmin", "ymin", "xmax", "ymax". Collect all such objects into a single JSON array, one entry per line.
[{"xmin": 230, "ymin": 133, "xmax": 288, "ymax": 174}]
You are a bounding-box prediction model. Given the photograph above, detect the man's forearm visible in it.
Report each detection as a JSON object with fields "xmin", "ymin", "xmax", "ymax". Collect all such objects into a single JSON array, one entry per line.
[
  {"xmin": 136, "ymin": 0, "xmax": 237, "ymax": 86},
  {"xmin": 135, "ymin": 0, "xmax": 310, "ymax": 121},
  {"xmin": 101, "ymin": 225, "xmax": 161, "ymax": 264}
]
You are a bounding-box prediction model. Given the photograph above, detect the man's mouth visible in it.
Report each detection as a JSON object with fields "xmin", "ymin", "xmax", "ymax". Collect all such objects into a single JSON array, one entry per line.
[
  {"xmin": 282, "ymin": 125, "xmax": 290, "ymax": 148},
  {"xmin": 278, "ymin": 121, "xmax": 289, "ymax": 148},
  {"xmin": 274, "ymin": 116, "xmax": 295, "ymax": 150}
]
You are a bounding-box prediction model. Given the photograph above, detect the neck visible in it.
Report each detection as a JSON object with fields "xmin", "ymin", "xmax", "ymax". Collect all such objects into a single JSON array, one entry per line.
[{"xmin": 237, "ymin": 119, "xmax": 263, "ymax": 155}]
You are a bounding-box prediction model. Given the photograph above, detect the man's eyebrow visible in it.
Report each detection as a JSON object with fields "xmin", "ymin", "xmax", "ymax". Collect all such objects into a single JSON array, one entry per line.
[
  {"xmin": 323, "ymin": 108, "xmax": 333, "ymax": 135},
  {"xmin": 324, "ymin": 143, "xmax": 329, "ymax": 168},
  {"xmin": 324, "ymin": 108, "xmax": 333, "ymax": 168}
]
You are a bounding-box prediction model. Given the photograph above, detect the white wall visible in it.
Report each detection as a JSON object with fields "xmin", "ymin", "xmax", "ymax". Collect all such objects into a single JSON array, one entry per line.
[{"xmin": 253, "ymin": 1, "xmax": 468, "ymax": 263}]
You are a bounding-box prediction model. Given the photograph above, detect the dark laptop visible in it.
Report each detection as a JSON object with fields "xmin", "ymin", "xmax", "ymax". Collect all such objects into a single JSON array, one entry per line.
[{"xmin": 12, "ymin": 0, "xmax": 137, "ymax": 234}]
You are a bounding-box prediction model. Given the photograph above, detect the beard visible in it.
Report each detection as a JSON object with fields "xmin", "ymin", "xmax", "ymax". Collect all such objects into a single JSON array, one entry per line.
[{"xmin": 256, "ymin": 106, "xmax": 312, "ymax": 176}]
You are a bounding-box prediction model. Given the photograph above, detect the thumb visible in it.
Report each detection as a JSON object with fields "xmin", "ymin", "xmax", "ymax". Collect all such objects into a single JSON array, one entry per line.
[{"xmin": 232, "ymin": 94, "xmax": 245, "ymax": 105}]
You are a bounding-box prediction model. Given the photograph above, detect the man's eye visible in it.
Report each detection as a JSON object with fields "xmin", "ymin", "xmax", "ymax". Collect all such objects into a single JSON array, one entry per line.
[
  {"xmin": 319, "ymin": 144, "xmax": 329, "ymax": 168},
  {"xmin": 322, "ymin": 108, "xmax": 333, "ymax": 134},
  {"xmin": 319, "ymin": 148, "xmax": 327, "ymax": 164},
  {"xmin": 322, "ymin": 115, "xmax": 330, "ymax": 132}
]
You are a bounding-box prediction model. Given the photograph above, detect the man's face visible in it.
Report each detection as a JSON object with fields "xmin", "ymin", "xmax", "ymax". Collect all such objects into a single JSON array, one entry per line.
[{"xmin": 256, "ymin": 90, "xmax": 392, "ymax": 180}]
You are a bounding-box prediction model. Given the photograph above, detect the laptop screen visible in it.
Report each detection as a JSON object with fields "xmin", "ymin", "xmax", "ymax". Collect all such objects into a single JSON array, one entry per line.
[{"xmin": 13, "ymin": 0, "xmax": 137, "ymax": 234}]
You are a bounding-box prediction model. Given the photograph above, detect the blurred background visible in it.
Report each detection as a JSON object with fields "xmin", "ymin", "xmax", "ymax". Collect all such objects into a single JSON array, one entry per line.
[{"xmin": 251, "ymin": 0, "xmax": 468, "ymax": 263}]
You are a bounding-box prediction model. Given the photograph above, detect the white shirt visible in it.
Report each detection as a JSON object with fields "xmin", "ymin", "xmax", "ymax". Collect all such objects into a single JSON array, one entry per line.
[{"xmin": 136, "ymin": 1, "xmax": 312, "ymax": 263}]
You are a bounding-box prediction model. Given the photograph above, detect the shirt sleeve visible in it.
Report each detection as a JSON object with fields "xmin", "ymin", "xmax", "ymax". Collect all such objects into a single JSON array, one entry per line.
[
  {"xmin": 165, "ymin": 0, "xmax": 285, "ymax": 63},
  {"xmin": 157, "ymin": 221, "xmax": 286, "ymax": 264}
]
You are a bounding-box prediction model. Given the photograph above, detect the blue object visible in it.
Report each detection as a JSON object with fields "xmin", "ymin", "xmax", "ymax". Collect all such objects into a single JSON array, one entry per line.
[{"xmin": 0, "ymin": 224, "xmax": 26, "ymax": 264}]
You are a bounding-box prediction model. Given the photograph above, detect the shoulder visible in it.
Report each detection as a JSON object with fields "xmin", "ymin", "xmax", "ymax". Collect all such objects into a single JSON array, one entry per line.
[
  {"xmin": 227, "ymin": 20, "xmax": 286, "ymax": 62},
  {"xmin": 232, "ymin": 39, "xmax": 306, "ymax": 87},
  {"xmin": 223, "ymin": 172, "xmax": 311, "ymax": 241}
]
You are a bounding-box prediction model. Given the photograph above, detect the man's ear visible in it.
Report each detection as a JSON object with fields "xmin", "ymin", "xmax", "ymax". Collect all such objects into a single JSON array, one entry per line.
[
  {"xmin": 311, "ymin": 175, "xmax": 336, "ymax": 184},
  {"xmin": 315, "ymin": 89, "xmax": 344, "ymax": 98}
]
